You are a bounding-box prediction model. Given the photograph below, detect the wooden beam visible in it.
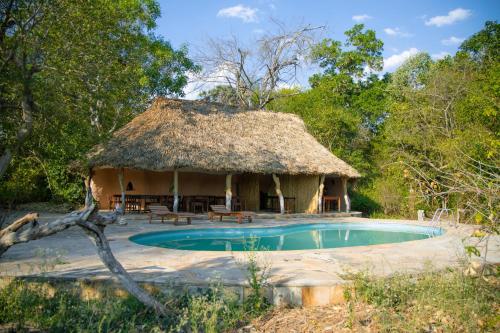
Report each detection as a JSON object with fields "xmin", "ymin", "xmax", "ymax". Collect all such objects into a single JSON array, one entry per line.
[
  {"xmin": 342, "ymin": 177, "xmax": 351, "ymax": 213},
  {"xmin": 84, "ymin": 168, "xmax": 93, "ymax": 209},
  {"xmin": 318, "ymin": 175, "xmax": 325, "ymax": 214},
  {"xmin": 118, "ymin": 168, "xmax": 125, "ymax": 212},
  {"xmin": 225, "ymin": 174, "xmax": 232, "ymax": 210},
  {"xmin": 173, "ymin": 170, "xmax": 179, "ymax": 212},
  {"xmin": 272, "ymin": 174, "xmax": 285, "ymax": 214}
]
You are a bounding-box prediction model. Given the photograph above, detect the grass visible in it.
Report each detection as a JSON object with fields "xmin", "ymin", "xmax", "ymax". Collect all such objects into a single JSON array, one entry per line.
[
  {"xmin": 0, "ymin": 279, "xmax": 261, "ymax": 332},
  {"xmin": 352, "ymin": 268, "xmax": 500, "ymax": 332},
  {"xmin": 0, "ymin": 250, "xmax": 271, "ymax": 332},
  {"xmin": 1, "ymin": 268, "xmax": 497, "ymax": 332}
]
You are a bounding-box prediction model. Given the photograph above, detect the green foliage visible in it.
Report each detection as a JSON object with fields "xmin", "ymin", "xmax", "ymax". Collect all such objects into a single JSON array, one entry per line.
[
  {"xmin": 310, "ymin": 24, "xmax": 383, "ymax": 79},
  {"xmin": 243, "ymin": 252, "xmax": 270, "ymax": 316},
  {"xmin": 274, "ymin": 21, "xmax": 499, "ymax": 220},
  {"xmin": 0, "ymin": 0, "xmax": 197, "ymax": 205},
  {"xmin": 199, "ymin": 85, "xmax": 239, "ymax": 106},
  {"xmin": 0, "ymin": 279, "xmax": 265, "ymax": 332},
  {"xmin": 459, "ymin": 20, "xmax": 499, "ymax": 64},
  {"xmin": 352, "ymin": 269, "xmax": 500, "ymax": 332}
]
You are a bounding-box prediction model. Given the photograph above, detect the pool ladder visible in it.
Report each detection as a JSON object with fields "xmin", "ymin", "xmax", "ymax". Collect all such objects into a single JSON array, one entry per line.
[{"xmin": 428, "ymin": 208, "xmax": 456, "ymax": 237}]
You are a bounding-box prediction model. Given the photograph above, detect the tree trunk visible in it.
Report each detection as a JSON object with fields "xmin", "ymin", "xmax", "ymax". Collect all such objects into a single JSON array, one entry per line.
[
  {"xmin": 342, "ymin": 177, "xmax": 351, "ymax": 213},
  {"xmin": 0, "ymin": 149, "xmax": 12, "ymax": 179},
  {"xmin": 84, "ymin": 170, "xmax": 93, "ymax": 209},
  {"xmin": 225, "ymin": 174, "xmax": 232, "ymax": 210},
  {"xmin": 0, "ymin": 79, "xmax": 34, "ymax": 178},
  {"xmin": 318, "ymin": 175, "xmax": 325, "ymax": 214},
  {"xmin": 272, "ymin": 174, "xmax": 285, "ymax": 214},
  {"xmin": 118, "ymin": 168, "xmax": 125, "ymax": 212},
  {"xmin": 173, "ymin": 170, "xmax": 179, "ymax": 212}
]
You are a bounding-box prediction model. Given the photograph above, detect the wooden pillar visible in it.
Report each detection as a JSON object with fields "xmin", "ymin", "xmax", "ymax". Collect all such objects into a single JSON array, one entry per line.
[
  {"xmin": 225, "ymin": 174, "xmax": 232, "ymax": 210},
  {"xmin": 272, "ymin": 174, "xmax": 285, "ymax": 214},
  {"xmin": 173, "ymin": 170, "xmax": 179, "ymax": 213},
  {"xmin": 317, "ymin": 175, "xmax": 325, "ymax": 214},
  {"xmin": 84, "ymin": 168, "xmax": 93, "ymax": 208},
  {"xmin": 118, "ymin": 168, "xmax": 125, "ymax": 212},
  {"xmin": 342, "ymin": 177, "xmax": 350, "ymax": 213}
]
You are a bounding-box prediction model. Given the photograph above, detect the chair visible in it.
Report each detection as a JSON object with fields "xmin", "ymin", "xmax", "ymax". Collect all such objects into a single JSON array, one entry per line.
[
  {"xmin": 208, "ymin": 205, "xmax": 255, "ymax": 224},
  {"xmin": 148, "ymin": 205, "xmax": 195, "ymax": 225}
]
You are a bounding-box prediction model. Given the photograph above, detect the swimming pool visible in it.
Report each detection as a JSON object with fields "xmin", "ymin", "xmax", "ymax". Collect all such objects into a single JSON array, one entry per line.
[{"xmin": 129, "ymin": 223, "xmax": 444, "ymax": 251}]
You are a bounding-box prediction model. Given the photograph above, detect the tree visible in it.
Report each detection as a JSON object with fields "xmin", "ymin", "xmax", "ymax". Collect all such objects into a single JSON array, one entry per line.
[
  {"xmin": 0, "ymin": 0, "xmax": 197, "ymax": 204},
  {"xmin": 196, "ymin": 21, "xmax": 321, "ymax": 109},
  {"xmin": 310, "ymin": 24, "xmax": 384, "ymax": 80},
  {"xmin": 199, "ymin": 85, "xmax": 239, "ymax": 106},
  {"xmin": 270, "ymin": 24, "xmax": 386, "ymax": 177},
  {"xmin": 379, "ymin": 22, "xmax": 499, "ymax": 230}
]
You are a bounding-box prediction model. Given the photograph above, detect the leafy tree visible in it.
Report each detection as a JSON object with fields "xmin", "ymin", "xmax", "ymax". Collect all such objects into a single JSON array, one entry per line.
[
  {"xmin": 199, "ymin": 85, "xmax": 239, "ymax": 106},
  {"xmin": 271, "ymin": 24, "xmax": 386, "ymax": 177},
  {"xmin": 376, "ymin": 22, "xmax": 499, "ymax": 222},
  {"xmin": 0, "ymin": 0, "xmax": 197, "ymax": 205}
]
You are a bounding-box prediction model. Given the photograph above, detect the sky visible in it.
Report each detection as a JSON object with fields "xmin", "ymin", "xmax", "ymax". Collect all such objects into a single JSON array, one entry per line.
[{"xmin": 154, "ymin": 0, "xmax": 500, "ymax": 98}]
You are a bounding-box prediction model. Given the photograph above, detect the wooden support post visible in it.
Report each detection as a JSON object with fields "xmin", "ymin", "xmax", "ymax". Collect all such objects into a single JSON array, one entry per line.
[
  {"xmin": 173, "ymin": 170, "xmax": 179, "ymax": 213},
  {"xmin": 225, "ymin": 174, "xmax": 232, "ymax": 210},
  {"xmin": 84, "ymin": 168, "xmax": 93, "ymax": 209},
  {"xmin": 342, "ymin": 177, "xmax": 350, "ymax": 213},
  {"xmin": 272, "ymin": 174, "xmax": 285, "ymax": 214},
  {"xmin": 318, "ymin": 175, "xmax": 325, "ymax": 214},
  {"xmin": 118, "ymin": 168, "xmax": 125, "ymax": 212}
]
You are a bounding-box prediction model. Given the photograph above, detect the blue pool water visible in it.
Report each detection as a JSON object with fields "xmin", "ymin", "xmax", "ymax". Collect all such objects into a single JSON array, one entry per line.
[{"xmin": 129, "ymin": 223, "xmax": 444, "ymax": 251}]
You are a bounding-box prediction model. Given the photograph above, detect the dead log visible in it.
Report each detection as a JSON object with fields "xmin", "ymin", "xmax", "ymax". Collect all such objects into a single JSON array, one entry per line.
[
  {"xmin": 77, "ymin": 219, "xmax": 166, "ymax": 315},
  {"xmin": 0, "ymin": 205, "xmax": 167, "ymax": 316}
]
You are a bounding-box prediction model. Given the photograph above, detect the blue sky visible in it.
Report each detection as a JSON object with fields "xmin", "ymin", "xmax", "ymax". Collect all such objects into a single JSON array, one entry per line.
[{"xmin": 154, "ymin": 1, "xmax": 499, "ymax": 96}]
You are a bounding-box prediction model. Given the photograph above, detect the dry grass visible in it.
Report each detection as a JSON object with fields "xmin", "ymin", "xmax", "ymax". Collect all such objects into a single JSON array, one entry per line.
[
  {"xmin": 249, "ymin": 269, "xmax": 499, "ymax": 333},
  {"xmin": 250, "ymin": 304, "xmax": 376, "ymax": 333},
  {"xmin": 88, "ymin": 98, "xmax": 360, "ymax": 177}
]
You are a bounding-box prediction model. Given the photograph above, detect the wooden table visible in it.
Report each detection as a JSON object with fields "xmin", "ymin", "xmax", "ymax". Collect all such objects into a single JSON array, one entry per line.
[
  {"xmin": 111, "ymin": 194, "xmax": 169, "ymax": 212},
  {"xmin": 323, "ymin": 196, "xmax": 341, "ymax": 212}
]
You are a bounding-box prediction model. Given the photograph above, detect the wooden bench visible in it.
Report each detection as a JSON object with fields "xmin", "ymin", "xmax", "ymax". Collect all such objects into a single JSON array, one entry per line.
[
  {"xmin": 208, "ymin": 205, "xmax": 255, "ymax": 224},
  {"xmin": 148, "ymin": 205, "xmax": 195, "ymax": 225}
]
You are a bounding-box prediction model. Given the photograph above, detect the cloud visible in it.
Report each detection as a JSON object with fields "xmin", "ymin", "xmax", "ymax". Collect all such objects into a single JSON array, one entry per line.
[
  {"xmin": 384, "ymin": 48, "xmax": 419, "ymax": 71},
  {"xmin": 441, "ymin": 36, "xmax": 464, "ymax": 46},
  {"xmin": 432, "ymin": 51, "xmax": 451, "ymax": 60},
  {"xmin": 217, "ymin": 5, "xmax": 258, "ymax": 23},
  {"xmin": 352, "ymin": 14, "xmax": 372, "ymax": 22},
  {"xmin": 384, "ymin": 27, "xmax": 413, "ymax": 37},
  {"xmin": 425, "ymin": 8, "xmax": 471, "ymax": 27}
]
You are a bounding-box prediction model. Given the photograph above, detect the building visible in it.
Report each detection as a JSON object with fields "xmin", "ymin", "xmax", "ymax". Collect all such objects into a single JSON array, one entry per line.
[{"xmin": 88, "ymin": 98, "xmax": 360, "ymax": 214}]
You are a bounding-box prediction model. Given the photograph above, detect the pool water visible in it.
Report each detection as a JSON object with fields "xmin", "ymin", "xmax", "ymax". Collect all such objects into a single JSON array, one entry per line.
[{"xmin": 130, "ymin": 223, "xmax": 444, "ymax": 251}]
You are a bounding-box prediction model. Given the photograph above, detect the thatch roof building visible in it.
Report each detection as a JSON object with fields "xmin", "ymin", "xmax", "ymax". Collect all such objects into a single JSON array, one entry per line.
[
  {"xmin": 88, "ymin": 98, "xmax": 359, "ymax": 214},
  {"xmin": 88, "ymin": 98, "xmax": 359, "ymax": 177}
]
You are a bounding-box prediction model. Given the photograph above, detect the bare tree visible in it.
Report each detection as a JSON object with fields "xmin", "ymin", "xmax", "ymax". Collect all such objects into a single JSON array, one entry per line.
[{"xmin": 196, "ymin": 20, "xmax": 322, "ymax": 109}]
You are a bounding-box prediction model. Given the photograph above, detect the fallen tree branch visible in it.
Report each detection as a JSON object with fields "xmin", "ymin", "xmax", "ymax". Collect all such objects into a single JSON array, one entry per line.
[
  {"xmin": 0, "ymin": 212, "xmax": 38, "ymax": 238},
  {"xmin": 77, "ymin": 219, "xmax": 167, "ymax": 316},
  {"xmin": 0, "ymin": 205, "xmax": 168, "ymax": 316}
]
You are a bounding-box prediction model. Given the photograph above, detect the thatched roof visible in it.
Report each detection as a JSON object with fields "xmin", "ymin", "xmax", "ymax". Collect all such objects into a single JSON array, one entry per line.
[{"xmin": 88, "ymin": 98, "xmax": 360, "ymax": 178}]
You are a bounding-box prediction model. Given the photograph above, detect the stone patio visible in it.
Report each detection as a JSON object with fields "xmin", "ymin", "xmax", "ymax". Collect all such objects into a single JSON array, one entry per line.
[{"xmin": 1, "ymin": 213, "xmax": 498, "ymax": 306}]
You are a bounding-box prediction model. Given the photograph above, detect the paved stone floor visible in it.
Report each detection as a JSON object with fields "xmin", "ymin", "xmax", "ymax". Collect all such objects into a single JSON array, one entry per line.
[{"xmin": 1, "ymin": 214, "xmax": 499, "ymax": 288}]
